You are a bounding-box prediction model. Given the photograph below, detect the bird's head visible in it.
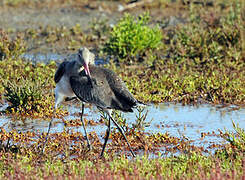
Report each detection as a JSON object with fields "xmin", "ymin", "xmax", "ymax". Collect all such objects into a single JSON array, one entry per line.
[{"xmin": 77, "ymin": 47, "xmax": 95, "ymax": 78}]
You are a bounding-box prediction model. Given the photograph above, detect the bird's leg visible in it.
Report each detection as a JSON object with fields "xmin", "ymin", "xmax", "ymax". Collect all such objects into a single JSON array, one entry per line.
[
  {"xmin": 80, "ymin": 103, "xmax": 91, "ymax": 150},
  {"xmin": 100, "ymin": 111, "xmax": 111, "ymax": 157},
  {"xmin": 42, "ymin": 108, "xmax": 55, "ymax": 153},
  {"xmin": 107, "ymin": 112, "xmax": 135, "ymax": 157}
]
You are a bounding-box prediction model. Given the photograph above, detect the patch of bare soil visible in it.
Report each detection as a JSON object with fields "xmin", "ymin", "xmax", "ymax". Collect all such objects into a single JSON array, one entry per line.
[
  {"xmin": 0, "ymin": 1, "xmax": 186, "ymax": 31},
  {"xmin": 0, "ymin": 1, "xmax": 186, "ymax": 55}
]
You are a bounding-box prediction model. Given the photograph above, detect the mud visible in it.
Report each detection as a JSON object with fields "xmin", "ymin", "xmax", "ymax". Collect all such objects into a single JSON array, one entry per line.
[{"xmin": 0, "ymin": 1, "xmax": 186, "ymax": 54}]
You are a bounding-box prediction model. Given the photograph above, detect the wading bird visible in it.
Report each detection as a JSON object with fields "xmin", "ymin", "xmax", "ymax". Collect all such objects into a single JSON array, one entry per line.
[{"xmin": 45, "ymin": 47, "xmax": 142, "ymax": 157}]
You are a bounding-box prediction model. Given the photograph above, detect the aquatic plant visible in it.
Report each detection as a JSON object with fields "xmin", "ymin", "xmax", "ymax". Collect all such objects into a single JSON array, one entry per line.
[
  {"xmin": 0, "ymin": 1, "xmax": 244, "ymax": 179},
  {"xmin": 90, "ymin": 18, "xmax": 110, "ymax": 41},
  {"xmin": 167, "ymin": 3, "xmax": 242, "ymax": 66},
  {"xmin": 4, "ymin": 78, "xmax": 45, "ymax": 114},
  {"xmin": 104, "ymin": 0, "xmax": 245, "ymax": 105},
  {"xmin": 0, "ymin": 30, "xmax": 26, "ymax": 60},
  {"xmin": 0, "ymin": 32, "xmax": 68, "ymax": 117},
  {"xmin": 217, "ymin": 122, "xmax": 245, "ymax": 159},
  {"xmin": 2, "ymin": 0, "xmax": 28, "ymax": 6},
  {"xmin": 104, "ymin": 12, "xmax": 163, "ymax": 63},
  {"xmin": 0, "ymin": 127, "xmax": 245, "ymax": 179},
  {"xmin": 1, "ymin": 0, "xmax": 244, "ymax": 113},
  {"xmin": 132, "ymin": 106, "xmax": 151, "ymax": 131}
]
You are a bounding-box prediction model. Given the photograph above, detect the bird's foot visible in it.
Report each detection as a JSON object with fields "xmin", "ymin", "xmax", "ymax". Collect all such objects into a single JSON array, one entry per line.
[{"xmin": 87, "ymin": 144, "xmax": 92, "ymax": 151}]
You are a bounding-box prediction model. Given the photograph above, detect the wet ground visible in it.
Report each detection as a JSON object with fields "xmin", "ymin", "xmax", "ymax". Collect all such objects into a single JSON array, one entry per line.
[
  {"xmin": 0, "ymin": 1, "xmax": 244, "ymax": 156},
  {"xmin": 1, "ymin": 101, "xmax": 244, "ymax": 154},
  {"xmin": 15, "ymin": 53, "xmax": 245, "ymax": 153},
  {"xmin": 0, "ymin": 1, "xmax": 180, "ymax": 31},
  {"xmin": 0, "ymin": 2, "xmax": 120, "ymax": 31},
  {"xmin": 17, "ymin": 53, "xmax": 245, "ymax": 152}
]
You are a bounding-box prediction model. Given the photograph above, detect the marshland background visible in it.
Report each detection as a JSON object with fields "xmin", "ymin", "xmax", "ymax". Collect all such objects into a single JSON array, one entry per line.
[{"xmin": 0, "ymin": 0, "xmax": 245, "ymax": 179}]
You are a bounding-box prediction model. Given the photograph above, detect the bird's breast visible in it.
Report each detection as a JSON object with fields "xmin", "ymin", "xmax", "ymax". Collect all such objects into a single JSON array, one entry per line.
[{"xmin": 55, "ymin": 75, "xmax": 75, "ymax": 97}]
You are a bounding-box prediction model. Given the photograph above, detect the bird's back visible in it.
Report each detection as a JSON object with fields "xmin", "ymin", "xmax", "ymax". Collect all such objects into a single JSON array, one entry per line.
[{"xmin": 70, "ymin": 65, "xmax": 137, "ymax": 112}]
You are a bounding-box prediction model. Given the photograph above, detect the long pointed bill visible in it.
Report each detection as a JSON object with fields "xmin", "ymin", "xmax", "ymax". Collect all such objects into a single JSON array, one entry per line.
[{"xmin": 83, "ymin": 63, "xmax": 91, "ymax": 78}]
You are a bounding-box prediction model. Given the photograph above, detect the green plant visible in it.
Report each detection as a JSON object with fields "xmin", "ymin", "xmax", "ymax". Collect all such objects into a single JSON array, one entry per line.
[
  {"xmin": 0, "ymin": 32, "xmax": 69, "ymax": 117},
  {"xmin": 90, "ymin": 18, "xmax": 110, "ymax": 40},
  {"xmin": 217, "ymin": 122, "xmax": 245, "ymax": 159},
  {"xmin": 132, "ymin": 107, "xmax": 151, "ymax": 131},
  {"xmin": 0, "ymin": 31, "xmax": 26, "ymax": 60},
  {"xmin": 104, "ymin": 12, "xmax": 163, "ymax": 63},
  {"xmin": 169, "ymin": 0, "xmax": 243, "ymax": 65},
  {"xmin": 4, "ymin": 78, "xmax": 45, "ymax": 114},
  {"xmin": 3, "ymin": 0, "xmax": 28, "ymax": 6},
  {"xmin": 100, "ymin": 110, "xmax": 129, "ymax": 132}
]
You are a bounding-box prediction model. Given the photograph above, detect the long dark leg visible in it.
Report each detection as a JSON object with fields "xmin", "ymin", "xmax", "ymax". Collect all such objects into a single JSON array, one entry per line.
[
  {"xmin": 80, "ymin": 103, "xmax": 91, "ymax": 150},
  {"xmin": 42, "ymin": 108, "xmax": 55, "ymax": 153},
  {"xmin": 107, "ymin": 111, "xmax": 135, "ymax": 157},
  {"xmin": 100, "ymin": 113, "xmax": 111, "ymax": 157}
]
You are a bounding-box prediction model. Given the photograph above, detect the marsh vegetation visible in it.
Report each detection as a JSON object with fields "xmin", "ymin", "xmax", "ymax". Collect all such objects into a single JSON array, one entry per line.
[{"xmin": 0, "ymin": 0, "xmax": 245, "ymax": 179}]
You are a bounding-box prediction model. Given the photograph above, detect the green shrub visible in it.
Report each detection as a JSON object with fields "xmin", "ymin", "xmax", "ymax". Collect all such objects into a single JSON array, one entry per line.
[
  {"xmin": 104, "ymin": 13, "xmax": 163, "ymax": 63},
  {"xmin": 0, "ymin": 59, "xmax": 57, "ymax": 116},
  {"xmin": 0, "ymin": 31, "xmax": 59, "ymax": 116},
  {"xmin": 168, "ymin": 1, "xmax": 243, "ymax": 66},
  {"xmin": 4, "ymin": 79, "xmax": 43, "ymax": 113},
  {"xmin": 0, "ymin": 31, "xmax": 26, "ymax": 60}
]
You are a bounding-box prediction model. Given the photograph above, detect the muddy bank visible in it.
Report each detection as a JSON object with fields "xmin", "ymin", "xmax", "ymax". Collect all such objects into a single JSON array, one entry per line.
[
  {"xmin": 0, "ymin": 1, "xmax": 187, "ymax": 54},
  {"xmin": 0, "ymin": 1, "xmax": 176, "ymax": 31},
  {"xmin": 0, "ymin": 5, "xmax": 118, "ymax": 32}
]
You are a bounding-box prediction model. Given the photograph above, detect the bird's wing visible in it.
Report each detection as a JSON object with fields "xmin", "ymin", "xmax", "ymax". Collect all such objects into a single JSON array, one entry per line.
[
  {"xmin": 54, "ymin": 61, "xmax": 69, "ymax": 83},
  {"xmin": 69, "ymin": 74, "xmax": 107, "ymax": 108},
  {"xmin": 99, "ymin": 67, "xmax": 137, "ymax": 109}
]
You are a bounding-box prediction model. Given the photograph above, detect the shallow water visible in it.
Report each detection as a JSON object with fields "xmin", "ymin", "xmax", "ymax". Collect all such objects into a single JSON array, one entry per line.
[
  {"xmin": 2, "ymin": 53, "xmax": 245, "ymax": 152},
  {"xmin": 1, "ymin": 102, "xmax": 244, "ymax": 152},
  {"xmin": 21, "ymin": 52, "xmax": 110, "ymax": 65}
]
